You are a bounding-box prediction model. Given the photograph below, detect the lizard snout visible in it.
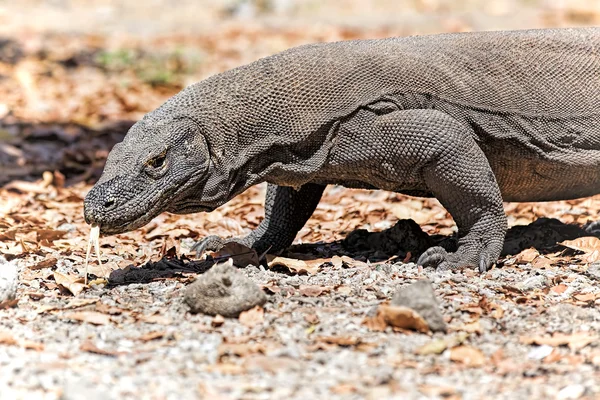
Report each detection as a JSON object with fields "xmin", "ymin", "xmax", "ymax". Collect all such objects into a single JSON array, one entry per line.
[{"xmin": 83, "ymin": 179, "xmax": 122, "ymax": 227}]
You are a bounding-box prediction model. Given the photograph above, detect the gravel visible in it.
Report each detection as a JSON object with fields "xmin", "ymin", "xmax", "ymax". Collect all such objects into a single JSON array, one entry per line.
[{"xmin": 1, "ymin": 255, "xmax": 599, "ymax": 399}]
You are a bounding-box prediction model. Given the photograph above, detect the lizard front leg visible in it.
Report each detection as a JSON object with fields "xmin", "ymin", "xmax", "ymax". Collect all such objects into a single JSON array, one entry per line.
[
  {"xmin": 375, "ymin": 109, "xmax": 507, "ymax": 272},
  {"xmin": 192, "ymin": 183, "xmax": 325, "ymax": 256}
]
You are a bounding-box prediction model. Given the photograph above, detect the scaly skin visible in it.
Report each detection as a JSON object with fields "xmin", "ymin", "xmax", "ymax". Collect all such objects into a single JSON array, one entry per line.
[{"xmin": 84, "ymin": 28, "xmax": 600, "ymax": 272}]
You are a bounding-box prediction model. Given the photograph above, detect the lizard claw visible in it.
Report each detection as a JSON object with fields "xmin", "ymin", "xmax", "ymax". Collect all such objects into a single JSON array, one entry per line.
[
  {"xmin": 418, "ymin": 246, "xmax": 496, "ymax": 272},
  {"xmin": 191, "ymin": 235, "xmax": 226, "ymax": 257},
  {"xmin": 418, "ymin": 246, "xmax": 451, "ymax": 270}
]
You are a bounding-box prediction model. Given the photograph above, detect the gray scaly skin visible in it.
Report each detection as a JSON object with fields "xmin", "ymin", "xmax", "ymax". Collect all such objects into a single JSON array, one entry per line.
[{"xmin": 84, "ymin": 28, "xmax": 600, "ymax": 272}]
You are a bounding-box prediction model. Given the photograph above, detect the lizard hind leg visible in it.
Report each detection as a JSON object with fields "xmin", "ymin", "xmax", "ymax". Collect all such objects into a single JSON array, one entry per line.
[{"xmin": 375, "ymin": 109, "xmax": 507, "ymax": 272}]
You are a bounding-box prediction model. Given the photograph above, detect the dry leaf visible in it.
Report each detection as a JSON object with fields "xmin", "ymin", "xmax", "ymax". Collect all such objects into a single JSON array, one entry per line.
[
  {"xmin": 419, "ymin": 385, "xmax": 458, "ymax": 397},
  {"xmin": 415, "ymin": 339, "xmax": 448, "ymax": 355},
  {"xmin": 53, "ymin": 271, "xmax": 85, "ymax": 296},
  {"xmin": 560, "ymin": 237, "xmax": 600, "ymax": 253},
  {"xmin": 214, "ymin": 242, "xmax": 259, "ymax": 267},
  {"xmin": 0, "ymin": 331, "xmax": 17, "ymax": 345},
  {"xmin": 266, "ymin": 255, "xmax": 319, "ymax": 275},
  {"xmin": 516, "ymin": 248, "xmax": 540, "ymax": 263},
  {"xmin": 316, "ymin": 336, "xmax": 360, "ymax": 346},
  {"xmin": 335, "ymin": 284, "xmax": 352, "ymax": 295},
  {"xmin": 21, "ymin": 340, "xmax": 44, "ymax": 351},
  {"xmin": 137, "ymin": 314, "xmax": 172, "ymax": 325},
  {"xmin": 63, "ymin": 311, "xmax": 111, "ymax": 325},
  {"xmin": 520, "ymin": 332, "xmax": 598, "ymax": 350},
  {"xmin": 379, "ymin": 304, "xmax": 429, "ymax": 333},
  {"xmin": 573, "ymin": 293, "xmax": 597, "ymax": 302},
  {"xmin": 80, "ymin": 340, "xmax": 119, "ymax": 357},
  {"xmin": 238, "ymin": 306, "xmax": 264, "ymax": 328},
  {"xmin": 30, "ymin": 257, "xmax": 57, "ymax": 270},
  {"xmin": 138, "ymin": 331, "xmax": 166, "ymax": 341},
  {"xmin": 450, "ymin": 345, "xmax": 486, "ymax": 367},
  {"xmin": 218, "ymin": 343, "xmax": 266, "ymax": 358},
  {"xmin": 36, "ymin": 229, "xmax": 68, "ymax": 242},
  {"xmin": 551, "ymin": 284, "xmax": 568, "ymax": 294},
  {"xmin": 299, "ymin": 285, "xmax": 329, "ymax": 297},
  {"xmin": 457, "ymin": 320, "xmax": 483, "ymax": 335}
]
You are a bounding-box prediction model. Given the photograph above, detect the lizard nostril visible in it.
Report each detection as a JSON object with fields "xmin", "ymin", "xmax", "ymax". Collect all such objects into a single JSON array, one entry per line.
[{"xmin": 104, "ymin": 199, "xmax": 115, "ymax": 209}]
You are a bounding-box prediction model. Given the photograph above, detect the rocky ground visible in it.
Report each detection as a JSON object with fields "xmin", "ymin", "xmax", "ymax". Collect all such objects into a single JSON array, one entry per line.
[{"xmin": 1, "ymin": 1, "xmax": 600, "ymax": 399}]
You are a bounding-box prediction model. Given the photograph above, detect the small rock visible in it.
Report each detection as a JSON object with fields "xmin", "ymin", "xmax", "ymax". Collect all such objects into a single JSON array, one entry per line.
[
  {"xmin": 184, "ymin": 260, "xmax": 267, "ymax": 317},
  {"xmin": 391, "ymin": 279, "xmax": 447, "ymax": 332},
  {"xmin": 527, "ymin": 345, "xmax": 553, "ymax": 360},
  {"xmin": 514, "ymin": 275, "xmax": 548, "ymax": 292},
  {"xmin": 557, "ymin": 384, "xmax": 585, "ymax": 400},
  {"xmin": 586, "ymin": 263, "xmax": 600, "ymax": 281},
  {"xmin": 0, "ymin": 256, "xmax": 18, "ymax": 307}
]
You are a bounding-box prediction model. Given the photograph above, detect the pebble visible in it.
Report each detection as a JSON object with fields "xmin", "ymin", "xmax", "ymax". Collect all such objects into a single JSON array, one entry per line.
[
  {"xmin": 0, "ymin": 256, "xmax": 18, "ymax": 305},
  {"xmin": 557, "ymin": 384, "xmax": 586, "ymax": 400},
  {"xmin": 527, "ymin": 345, "xmax": 553, "ymax": 360},
  {"xmin": 587, "ymin": 263, "xmax": 600, "ymax": 281},
  {"xmin": 514, "ymin": 275, "xmax": 548, "ymax": 292},
  {"xmin": 391, "ymin": 279, "xmax": 447, "ymax": 332},
  {"xmin": 184, "ymin": 260, "xmax": 267, "ymax": 317}
]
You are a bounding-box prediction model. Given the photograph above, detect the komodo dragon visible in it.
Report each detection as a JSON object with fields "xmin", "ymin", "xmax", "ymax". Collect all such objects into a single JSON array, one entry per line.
[{"xmin": 84, "ymin": 28, "xmax": 600, "ymax": 272}]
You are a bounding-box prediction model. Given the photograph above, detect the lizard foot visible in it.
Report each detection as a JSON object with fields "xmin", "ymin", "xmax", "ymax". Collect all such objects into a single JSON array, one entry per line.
[
  {"xmin": 191, "ymin": 235, "xmax": 227, "ymax": 257},
  {"xmin": 418, "ymin": 246, "xmax": 495, "ymax": 273}
]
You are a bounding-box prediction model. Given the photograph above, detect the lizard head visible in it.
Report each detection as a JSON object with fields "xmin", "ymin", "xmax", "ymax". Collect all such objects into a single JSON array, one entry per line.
[{"xmin": 83, "ymin": 114, "xmax": 227, "ymax": 235}]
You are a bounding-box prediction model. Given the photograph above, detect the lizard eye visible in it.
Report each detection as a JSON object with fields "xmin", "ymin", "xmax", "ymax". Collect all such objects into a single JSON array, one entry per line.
[
  {"xmin": 148, "ymin": 154, "xmax": 166, "ymax": 169},
  {"xmin": 144, "ymin": 150, "xmax": 168, "ymax": 178}
]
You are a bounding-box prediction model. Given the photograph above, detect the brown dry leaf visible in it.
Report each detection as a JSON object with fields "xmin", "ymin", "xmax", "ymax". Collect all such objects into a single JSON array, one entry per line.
[
  {"xmin": 531, "ymin": 256, "xmax": 553, "ymax": 269},
  {"xmin": 450, "ymin": 345, "xmax": 486, "ymax": 367},
  {"xmin": 138, "ymin": 331, "xmax": 166, "ymax": 341},
  {"xmin": 330, "ymin": 383, "xmax": 358, "ymax": 395},
  {"xmin": 378, "ymin": 304, "xmax": 429, "ymax": 333},
  {"xmin": 560, "ymin": 237, "xmax": 600, "ymax": 253},
  {"xmin": 520, "ymin": 332, "xmax": 599, "ymax": 350},
  {"xmin": 218, "ymin": 343, "xmax": 266, "ymax": 358},
  {"xmin": 63, "ymin": 311, "xmax": 111, "ymax": 325},
  {"xmin": 316, "ymin": 336, "xmax": 360, "ymax": 346},
  {"xmin": 335, "ymin": 284, "xmax": 352, "ymax": 295},
  {"xmin": 419, "ymin": 385, "xmax": 458, "ymax": 398},
  {"xmin": 80, "ymin": 340, "xmax": 119, "ymax": 357},
  {"xmin": 551, "ymin": 284, "xmax": 568, "ymax": 294},
  {"xmin": 266, "ymin": 255, "xmax": 319, "ymax": 275},
  {"xmin": 457, "ymin": 320, "xmax": 483, "ymax": 335},
  {"xmin": 21, "ymin": 340, "xmax": 44, "ymax": 351},
  {"xmin": 53, "ymin": 271, "xmax": 85, "ymax": 296},
  {"xmin": 516, "ymin": 248, "xmax": 540, "ymax": 263},
  {"xmin": 238, "ymin": 306, "xmax": 264, "ymax": 328},
  {"xmin": 205, "ymin": 363, "xmax": 246, "ymax": 375},
  {"xmin": 299, "ymin": 285, "xmax": 329, "ymax": 297},
  {"xmin": 214, "ymin": 242, "xmax": 259, "ymax": 267},
  {"xmin": 0, "ymin": 298, "xmax": 18, "ymax": 309},
  {"xmin": 36, "ymin": 229, "xmax": 68, "ymax": 242},
  {"xmin": 4, "ymin": 180, "xmax": 50, "ymax": 194},
  {"xmin": 0, "ymin": 331, "xmax": 17, "ymax": 345},
  {"xmin": 573, "ymin": 292, "xmax": 597, "ymax": 302},
  {"xmin": 137, "ymin": 314, "xmax": 172, "ymax": 325},
  {"xmin": 63, "ymin": 298, "xmax": 99, "ymax": 309},
  {"xmin": 30, "ymin": 257, "xmax": 58, "ymax": 270},
  {"xmin": 543, "ymin": 349, "xmax": 563, "ymax": 364}
]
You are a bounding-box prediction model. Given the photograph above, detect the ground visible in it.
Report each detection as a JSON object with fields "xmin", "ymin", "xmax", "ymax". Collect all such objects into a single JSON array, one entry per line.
[{"xmin": 1, "ymin": 1, "xmax": 600, "ymax": 399}]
